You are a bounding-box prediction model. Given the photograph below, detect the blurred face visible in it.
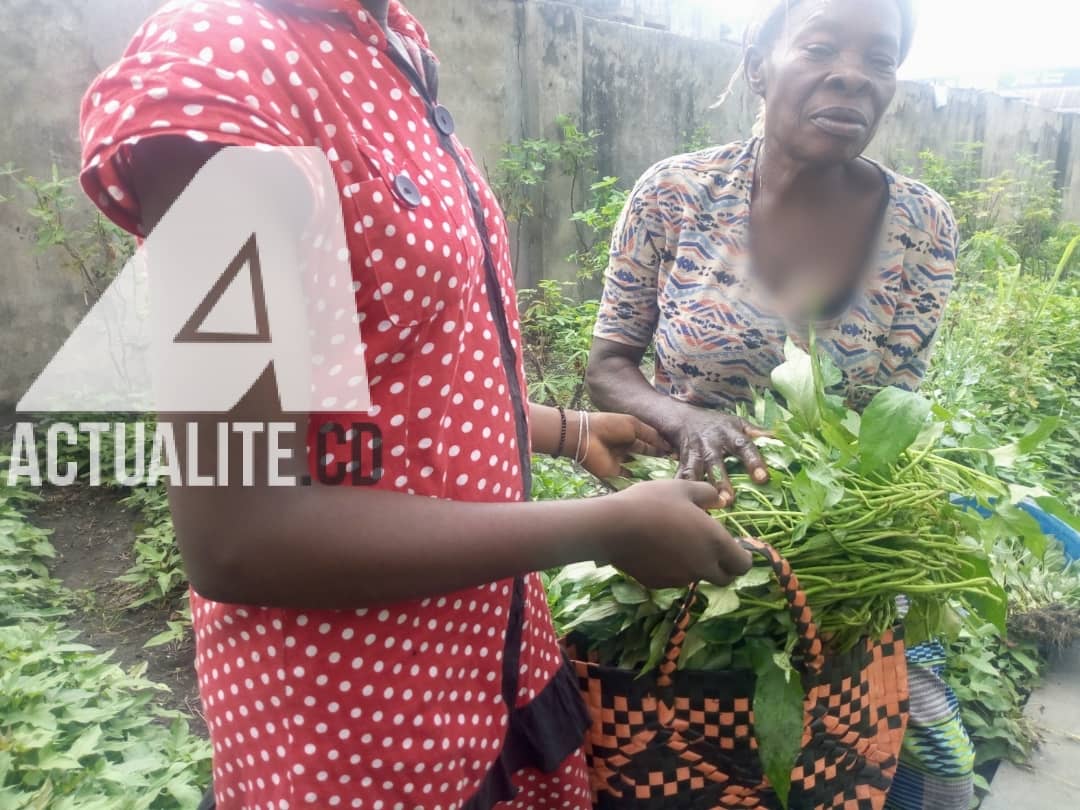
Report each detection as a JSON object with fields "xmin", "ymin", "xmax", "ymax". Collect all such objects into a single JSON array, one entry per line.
[{"xmin": 747, "ymin": 0, "xmax": 902, "ymax": 163}]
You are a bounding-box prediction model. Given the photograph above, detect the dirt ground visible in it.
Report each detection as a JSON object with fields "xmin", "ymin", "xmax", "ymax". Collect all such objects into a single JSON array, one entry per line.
[{"xmin": 26, "ymin": 484, "xmax": 207, "ymax": 738}]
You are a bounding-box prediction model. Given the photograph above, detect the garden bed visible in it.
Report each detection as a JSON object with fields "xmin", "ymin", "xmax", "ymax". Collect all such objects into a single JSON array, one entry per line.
[{"xmin": 28, "ymin": 485, "xmax": 203, "ymax": 737}]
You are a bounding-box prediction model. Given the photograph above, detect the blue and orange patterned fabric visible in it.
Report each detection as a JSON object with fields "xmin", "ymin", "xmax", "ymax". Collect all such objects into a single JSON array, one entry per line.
[{"xmin": 594, "ymin": 138, "xmax": 960, "ymax": 408}]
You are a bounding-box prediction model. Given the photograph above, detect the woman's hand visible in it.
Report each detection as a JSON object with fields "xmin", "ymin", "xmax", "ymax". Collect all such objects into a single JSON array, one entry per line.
[
  {"xmin": 665, "ymin": 403, "xmax": 771, "ymax": 507},
  {"xmin": 576, "ymin": 411, "xmax": 670, "ymax": 480},
  {"xmin": 602, "ymin": 479, "xmax": 753, "ymax": 587}
]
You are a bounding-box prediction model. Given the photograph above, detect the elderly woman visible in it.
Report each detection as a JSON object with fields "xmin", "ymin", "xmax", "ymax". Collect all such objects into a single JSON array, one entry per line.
[{"xmin": 587, "ymin": 0, "xmax": 974, "ymax": 808}]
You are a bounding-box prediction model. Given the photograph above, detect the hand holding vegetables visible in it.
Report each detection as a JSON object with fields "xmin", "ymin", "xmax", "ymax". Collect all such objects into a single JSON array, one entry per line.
[
  {"xmin": 662, "ymin": 404, "xmax": 771, "ymax": 505},
  {"xmin": 607, "ymin": 479, "xmax": 753, "ymax": 587},
  {"xmin": 578, "ymin": 411, "xmax": 672, "ymax": 480}
]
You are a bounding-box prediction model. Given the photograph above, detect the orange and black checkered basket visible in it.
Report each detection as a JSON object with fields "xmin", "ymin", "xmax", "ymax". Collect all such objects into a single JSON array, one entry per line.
[{"xmin": 564, "ymin": 537, "xmax": 911, "ymax": 810}]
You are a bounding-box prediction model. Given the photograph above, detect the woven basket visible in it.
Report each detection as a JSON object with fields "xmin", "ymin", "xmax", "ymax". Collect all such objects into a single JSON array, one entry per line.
[{"xmin": 566, "ymin": 537, "xmax": 911, "ymax": 810}]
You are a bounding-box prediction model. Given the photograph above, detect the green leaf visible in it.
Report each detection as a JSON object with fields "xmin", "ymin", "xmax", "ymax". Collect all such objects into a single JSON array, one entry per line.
[
  {"xmin": 789, "ymin": 466, "xmax": 843, "ymax": 517},
  {"xmin": 560, "ymin": 598, "xmax": 621, "ymax": 632},
  {"xmin": 753, "ymin": 656, "xmax": 804, "ymax": 808},
  {"xmin": 678, "ymin": 624, "xmax": 710, "ymax": 668},
  {"xmin": 650, "ymin": 588, "xmax": 685, "ymax": 611},
  {"xmin": 67, "ymin": 725, "xmax": 103, "ymax": 761},
  {"xmin": 961, "ymin": 555, "xmax": 1007, "ymax": 633},
  {"xmin": 36, "ymin": 749, "xmax": 82, "ymax": 771},
  {"xmin": 1017, "ymin": 416, "xmax": 1060, "ymax": 455},
  {"xmin": 698, "ymin": 583, "xmax": 741, "ymax": 621},
  {"xmin": 754, "ymin": 437, "xmax": 797, "ymax": 470},
  {"xmin": 1008, "ymin": 649, "xmax": 1041, "ymax": 677},
  {"xmin": 731, "ymin": 566, "xmax": 774, "ymax": 591},
  {"xmin": 771, "ymin": 340, "xmax": 819, "ymax": 428},
  {"xmin": 143, "ymin": 626, "xmax": 185, "ymax": 649},
  {"xmin": 611, "ymin": 581, "xmax": 650, "ymax": 605},
  {"xmin": 990, "ymin": 442, "xmax": 1020, "ymax": 468},
  {"xmin": 858, "ymin": 387, "xmax": 931, "ymax": 474}
]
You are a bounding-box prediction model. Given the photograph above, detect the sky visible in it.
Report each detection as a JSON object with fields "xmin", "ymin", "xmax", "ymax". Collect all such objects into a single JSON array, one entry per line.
[{"xmin": 683, "ymin": 0, "xmax": 1080, "ymax": 87}]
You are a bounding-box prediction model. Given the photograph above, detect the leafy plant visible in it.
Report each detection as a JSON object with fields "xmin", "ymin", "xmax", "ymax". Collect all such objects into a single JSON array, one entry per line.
[
  {"xmin": 569, "ymin": 176, "xmax": 630, "ymax": 281},
  {"xmin": 680, "ymin": 123, "xmax": 715, "ymax": 153},
  {"xmin": 946, "ymin": 622, "xmax": 1043, "ymax": 770},
  {"xmin": 31, "ymin": 417, "xmax": 191, "ymax": 640},
  {"xmin": 0, "ymin": 481, "xmax": 210, "ymax": 807},
  {"xmin": 912, "ymin": 146, "xmax": 1067, "ymax": 276},
  {"xmin": 0, "ymin": 164, "xmax": 135, "ymax": 304},
  {"xmin": 490, "ymin": 115, "xmax": 600, "ymax": 273},
  {"xmin": 925, "ymin": 236, "xmax": 1080, "ymax": 511},
  {"xmin": 531, "ymin": 456, "xmax": 604, "ymax": 502},
  {"xmin": 519, "ymin": 279, "xmax": 599, "ymax": 407},
  {"xmin": 115, "ymin": 487, "xmax": 184, "ymax": 608},
  {"xmin": 544, "ymin": 340, "xmax": 1076, "ymax": 807}
]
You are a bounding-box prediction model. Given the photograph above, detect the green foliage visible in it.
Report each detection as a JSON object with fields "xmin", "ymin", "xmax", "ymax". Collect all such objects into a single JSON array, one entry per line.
[
  {"xmin": 924, "ymin": 237, "xmax": 1080, "ymax": 511},
  {"xmin": 595, "ymin": 344, "xmax": 1011, "ymax": 649},
  {"xmin": 489, "ymin": 116, "xmax": 634, "ymax": 283},
  {"xmin": 912, "ymin": 145, "xmax": 1067, "ymax": 275},
  {"xmin": 491, "ymin": 115, "xmax": 598, "ymax": 224},
  {"xmin": 32, "ymin": 418, "xmax": 190, "ymax": 638},
  {"xmin": 519, "ymin": 280, "xmax": 599, "ymax": 407},
  {"xmin": 680, "ymin": 124, "xmax": 716, "ymax": 153},
  {"xmin": 0, "ymin": 483, "xmax": 210, "ymax": 807},
  {"xmin": 544, "ymin": 341, "xmax": 1080, "ymax": 796},
  {"xmin": 531, "ymin": 456, "xmax": 604, "ymax": 502},
  {"xmin": 569, "ymin": 176, "xmax": 630, "ymax": 281},
  {"xmin": 0, "ymin": 164, "xmax": 135, "ymax": 304},
  {"xmin": 752, "ymin": 650, "xmax": 804, "ymax": 808},
  {"xmin": 945, "ymin": 622, "xmax": 1043, "ymax": 769},
  {"xmin": 116, "ymin": 486, "xmax": 190, "ymax": 648}
]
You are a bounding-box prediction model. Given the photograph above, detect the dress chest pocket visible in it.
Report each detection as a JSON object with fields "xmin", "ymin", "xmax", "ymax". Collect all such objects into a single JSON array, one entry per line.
[{"xmin": 347, "ymin": 173, "xmax": 472, "ymax": 328}]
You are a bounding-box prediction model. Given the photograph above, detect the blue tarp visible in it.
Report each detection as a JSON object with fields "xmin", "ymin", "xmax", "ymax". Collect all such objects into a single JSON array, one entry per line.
[{"xmin": 952, "ymin": 496, "xmax": 1080, "ymax": 562}]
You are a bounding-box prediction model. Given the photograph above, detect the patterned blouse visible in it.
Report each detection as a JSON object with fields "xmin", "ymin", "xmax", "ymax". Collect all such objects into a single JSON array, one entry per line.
[{"xmin": 594, "ymin": 139, "xmax": 959, "ymax": 410}]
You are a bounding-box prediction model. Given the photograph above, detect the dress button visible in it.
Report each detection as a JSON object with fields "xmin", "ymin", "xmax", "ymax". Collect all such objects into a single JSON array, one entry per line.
[
  {"xmin": 432, "ymin": 105, "xmax": 455, "ymax": 136},
  {"xmin": 392, "ymin": 174, "xmax": 422, "ymax": 208}
]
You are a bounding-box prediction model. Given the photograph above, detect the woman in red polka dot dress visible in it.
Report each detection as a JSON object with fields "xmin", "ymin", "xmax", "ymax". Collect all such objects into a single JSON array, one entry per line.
[{"xmin": 79, "ymin": 2, "xmax": 753, "ymax": 808}]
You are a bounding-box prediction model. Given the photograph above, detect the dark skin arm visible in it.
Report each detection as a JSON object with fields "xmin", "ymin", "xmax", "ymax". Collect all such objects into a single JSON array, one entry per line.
[
  {"xmin": 587, "ymin": 337, "xmax": 770, "ymax": 506},
  {"xmin": 133, "ymin": 137, "xmax": 752, "ymax": 609},
  {"xmin": 529, "ymin": 402, "xmax": 670, "ymax": 479}
]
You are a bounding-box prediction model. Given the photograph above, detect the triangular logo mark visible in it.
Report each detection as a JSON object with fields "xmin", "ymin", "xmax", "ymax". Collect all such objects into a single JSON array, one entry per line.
[{"xmin": 175, "ymin": 234, "xmax": 271, "ymax": 343}]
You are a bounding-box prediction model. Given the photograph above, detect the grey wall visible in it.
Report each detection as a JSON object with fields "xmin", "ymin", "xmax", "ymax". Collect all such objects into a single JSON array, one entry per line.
[
  {"xmin": 1, "ymin": 0, "xmax": 1077, "ymax": 405},
  {"xmin": 0, "ymin": 0, "xmax": 161, "ymax": 407},
  {"xmin": 410, "ymin": 0, "xmax": 1080, "ymax": 290}
]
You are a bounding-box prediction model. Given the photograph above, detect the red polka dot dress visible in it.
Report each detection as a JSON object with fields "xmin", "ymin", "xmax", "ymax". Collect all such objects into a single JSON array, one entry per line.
[{"xmin": 79, "ymin": 2, "xmax": 591, "ymax": 808}]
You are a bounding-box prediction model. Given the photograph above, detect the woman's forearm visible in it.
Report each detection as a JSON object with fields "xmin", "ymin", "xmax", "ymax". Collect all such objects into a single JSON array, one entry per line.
[
  {"xmin": 529, "ymin": 402, "xmax": 586, "ymax": 459},
  {"xmin": 171, "ymin": 481, "xmax": 625, "ymax": 610},
  {"xmin": 586, "ymin": 344, "xmax": 689, "ymax": 441}
]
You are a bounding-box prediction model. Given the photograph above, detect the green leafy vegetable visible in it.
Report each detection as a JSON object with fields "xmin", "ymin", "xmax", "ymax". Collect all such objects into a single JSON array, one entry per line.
[
  {"xmin": 752, "ymin": 657, "xmax": 804, "ymax": 809},
  {"xmin": 858, "ymin": 386, "xmax": 932, "ymax": 475}
]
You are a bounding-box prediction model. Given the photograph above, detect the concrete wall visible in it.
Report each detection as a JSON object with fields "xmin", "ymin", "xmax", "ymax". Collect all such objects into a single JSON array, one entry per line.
[
  {"xmin": 410, "ymin": 0, "xmax": 1080, "ymax": 290},
  {"xmin": 1, "ymin": 0, "xmax": 1078, "ymax": 405},
  {"xmin": 0, "ymin": 0, "xmax": 161, "ymax": 406}
]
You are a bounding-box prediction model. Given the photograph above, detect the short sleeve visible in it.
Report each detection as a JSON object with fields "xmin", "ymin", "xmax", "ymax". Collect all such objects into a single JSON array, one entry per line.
[
  {"xmin": 592, "ymin": 165, "xmax": 671, "ymax": 349},
  {"xmin": 880, "ymin": 191, "xmax": 959, "ymax": 390},
  {"xmin": 80, "ymin": 1, "xmax": 308, "ymax": 234}
]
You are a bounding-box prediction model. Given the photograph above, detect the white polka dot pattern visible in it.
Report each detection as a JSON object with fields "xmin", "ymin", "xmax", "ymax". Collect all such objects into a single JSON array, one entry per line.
[{"xmin": 78, "ymin": 2, "xmax": 587, "ymax": 808}]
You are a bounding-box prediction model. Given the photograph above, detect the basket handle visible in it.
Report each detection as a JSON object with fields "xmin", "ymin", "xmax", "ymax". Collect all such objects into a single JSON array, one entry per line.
[{"xmin": 656, "ymin": 537, "xmax": 825, "ymax": 686}]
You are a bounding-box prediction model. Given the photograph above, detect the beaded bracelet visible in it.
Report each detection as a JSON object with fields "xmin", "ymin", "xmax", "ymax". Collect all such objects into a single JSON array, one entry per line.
[{"xmin": 555, "ymin": 406, "xmax": 568, "ymax": 459}]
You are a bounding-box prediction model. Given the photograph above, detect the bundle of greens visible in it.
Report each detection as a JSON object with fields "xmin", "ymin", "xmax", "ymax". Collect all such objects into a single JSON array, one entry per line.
[
  {"xmin": 545, "ymin": 340, "xmax": 1057, "ymax": 804},
  {"xmin": 550, "ymin": 341, "xmax": 1013, "ymax": 668}
]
